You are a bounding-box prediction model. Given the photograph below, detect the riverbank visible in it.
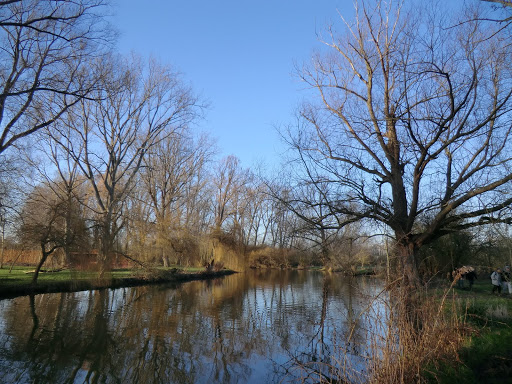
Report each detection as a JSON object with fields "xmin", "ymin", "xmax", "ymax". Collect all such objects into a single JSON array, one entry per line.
[
  {"xmin": 424, "ymin": 279, "xmax": 512, "ymax": 383},
  {"xmin": 0, "ymin": 266, "xmax": 236, "ymax": 300}
]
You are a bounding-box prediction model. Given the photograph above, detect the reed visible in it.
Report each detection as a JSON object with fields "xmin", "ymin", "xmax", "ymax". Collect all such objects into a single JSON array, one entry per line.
[
  {"xmin": 294, "ymin": 279, "xmax": 469, "ymax": 383},
  {"xmin": 365, "ymin": 285, "xmax": 465, "ymax": 383}
]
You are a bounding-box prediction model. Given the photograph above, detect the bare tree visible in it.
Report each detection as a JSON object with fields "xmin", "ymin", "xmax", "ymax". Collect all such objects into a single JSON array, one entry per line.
[
  {"xmin": 286, "ymin": 0, "xmax": 512, "ymax": 288},
  {"xmin": 470, "ymin": 1, "xmax": 512, "ymax": 37},
  {"xmin": 234, "ymin": 180, "xmax": 270, "ymax": 246},
  {"xmin": 181, "ymin": 146, "xmax": 214, "ymax": 235},
  {"xmin": 0, "ymin": 0, "xmax": 111, "ymax": 154},
  {"xmin": 482, "ymin": 0, "xmax": 512, "ymax": 11},
  {"xmin": 0, "ymin": 175, "xmax": 9, "ymax": 268},
  {"xmin": 0, "ymin": 151, "xmax": 24, "ymax": 268},
  {"xmin": 28, "ymin": 126, "xmax": 90, "ymax": 265},
  {"xmin": 122, "ymin": 180, "xmax": 153, "ymax": 262},
  {"xmin": 211, "ymin": 155, "xmax": 250, "ymax": 233},
  {"xmin": 58, "ymin": 55, "xmax": 202, "ymax": 271},
  {"xmin": 19, "ymin": 183, "xmax": 86, "ymax": 283},
  {"xmin": 140, "ymin": 131, "xmax": 214, "ymax": 265},
  {"xmin": 266, "ymin": 187, "xmax": 301, "ymax": 249}
]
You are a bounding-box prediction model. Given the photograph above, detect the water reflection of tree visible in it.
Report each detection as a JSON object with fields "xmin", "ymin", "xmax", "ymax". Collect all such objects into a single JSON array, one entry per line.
[
  {"xmin": 281, "ymin": 274, "xmax": 388, "ymax": 383},
  {"xmin": 0, "ymin": 271, "xmax": 386, "ymax": 383},
  {"xmin": 0, "ymin": 281, "xmax": 259, "ymax": 383}
]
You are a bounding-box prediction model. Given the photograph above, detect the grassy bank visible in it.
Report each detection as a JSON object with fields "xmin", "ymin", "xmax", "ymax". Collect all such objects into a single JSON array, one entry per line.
[
  {"xmin": 329, "ymin": 277, "xmax": 512, "ymax": 384},
  {"xmin": 424, "ymin": 279, "xmax": 512, "ymax": 384},
  {"xmin": 0, "ymin": 266, "xmax": 236, "ymax": 300}
]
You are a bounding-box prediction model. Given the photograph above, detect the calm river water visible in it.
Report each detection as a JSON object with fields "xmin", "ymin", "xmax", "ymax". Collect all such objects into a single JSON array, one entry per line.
[{"xmin": 0, "ymin": 270, "xmax": 387, "ymax": 384}]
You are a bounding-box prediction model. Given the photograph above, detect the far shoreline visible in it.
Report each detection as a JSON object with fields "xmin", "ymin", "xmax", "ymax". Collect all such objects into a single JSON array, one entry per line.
[
  {"xmin": 0, "ymin": 268, "xmax": 237, "ymax": 300},
  {"xmin": 0, "ymin": 265, "xmax": 378, "ymax": 300}
]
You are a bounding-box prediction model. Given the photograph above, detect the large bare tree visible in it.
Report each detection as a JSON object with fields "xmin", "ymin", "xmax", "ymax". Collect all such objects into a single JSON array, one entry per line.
[
  {"xmin": 286, "ymin": 0, "xmax": 512, "ymax": 287},
  {"xmin": 57, "ymin": 55, "xmax": 202, "ymax": 271},
  {"xmin": 0, "ymin": 0, "xmax": 111, "ymax": 154}
]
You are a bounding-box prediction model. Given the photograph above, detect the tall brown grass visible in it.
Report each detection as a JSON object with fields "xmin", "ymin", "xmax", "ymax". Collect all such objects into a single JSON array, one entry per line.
[
  {"xmin": 365, "ymin": 285, "xmax": 464, "ymax": 383},
  {"xmin": 296, "ymin": 279, "xmax": 466, "ymax": 383}
]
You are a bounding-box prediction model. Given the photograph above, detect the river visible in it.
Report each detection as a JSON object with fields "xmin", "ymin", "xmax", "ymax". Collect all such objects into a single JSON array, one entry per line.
[{"xmin": 0, "ymin": 270, "xmax": 387, "ymax": 383}]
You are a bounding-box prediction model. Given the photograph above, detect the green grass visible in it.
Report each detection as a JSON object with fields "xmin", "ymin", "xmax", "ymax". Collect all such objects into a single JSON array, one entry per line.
[
  {"xmin": 152, "ymin": 265, "xmax": 205, "ymax": 273},
  {"xmin": 0, "ymin": 266, "xmax": 134, "ymax": 286},
  {"xmin": 425, "ymin": 324, "xmax": 512, "ymax": 384},
  {"xmin": 425, "ymin": 279, "xmax": 512, "ymax": 384},
  {"xmin": 448, "ymin": 280, "xmax": 512, "ymax": 321},
  {"xmin": 0, "ymin": 265, "xmax": 207, "ymax": 282},
  {"xmin": 0, "ymin": 264, "xmax": 232, "ymax": 299}
]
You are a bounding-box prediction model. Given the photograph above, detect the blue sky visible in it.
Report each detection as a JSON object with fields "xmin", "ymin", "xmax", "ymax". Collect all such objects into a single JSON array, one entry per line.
[{"xmin": 112, "ymin": 1, "xmax": 351, "ymax": 168}]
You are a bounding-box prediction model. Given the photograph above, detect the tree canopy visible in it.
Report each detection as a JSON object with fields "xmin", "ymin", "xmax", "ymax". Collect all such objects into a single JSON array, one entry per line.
[
  {"xmin": 0, "ymin": 0, "xmax": 111, "ymax": 154},
  {"xmin": 284, "ymin": 0, "xmax": 512, "ymax": 286}
]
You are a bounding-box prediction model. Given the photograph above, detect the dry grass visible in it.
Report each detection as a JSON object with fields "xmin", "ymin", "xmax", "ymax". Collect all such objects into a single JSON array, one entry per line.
[
  {"xmin": 366, "ymin": 288, "xmax": 464, "ymax": 383},
  {"xmin": 294, "ymin": 279, "xmax": 467, "ymax": 384}
]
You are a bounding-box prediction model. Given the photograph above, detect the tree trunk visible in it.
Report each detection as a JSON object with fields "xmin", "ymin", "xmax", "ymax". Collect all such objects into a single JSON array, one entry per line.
[
  {"xmin": 162, "ymin": 250, "xmax": 169, "ymax": 267},
  {"xmin": 0, "ymin": 223, "xmax": 4, "ymax": 269},
  {"xmin": 99, "ymin": 213, "xmax": 114, "ymax": 277},
  {"xmin": 393, "ymin": 238, "xmax": 426, "ymax": 331},
  {"xmin": 395, "ymin": 239, "xmax": 421, "ymax": 289},
  {"xmin": 32, "ymin": 243, "xmax": 50, "ymax": 284},
  {"xmin": 64, "ymin": 193, "xmax": 73, "ymax": 266}
]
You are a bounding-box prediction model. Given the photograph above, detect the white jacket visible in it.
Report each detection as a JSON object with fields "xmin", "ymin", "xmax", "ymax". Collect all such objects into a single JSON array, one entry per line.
[{"xmin": 491, "ymin": 271, "xmax": 501, "ymax": 286}]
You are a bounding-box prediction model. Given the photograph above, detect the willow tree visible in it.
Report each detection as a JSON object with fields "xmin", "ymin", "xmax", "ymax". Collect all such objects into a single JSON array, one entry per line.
[
  {"xmin": 139, "ymin": 132, "xmax": 214, "ymax": 266},
  {"xmin": 287, "ymin": 0, "xmax": 512, "ymax": 288}
]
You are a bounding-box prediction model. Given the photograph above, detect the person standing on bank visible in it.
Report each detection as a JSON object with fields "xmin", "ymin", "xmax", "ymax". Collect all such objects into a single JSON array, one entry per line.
[
  {"xmin": 465, "ymin": 269, "xmax": 477, "ymax": 291},
  {"xmin": 502, "ymin": 266, "xmax": 512, "ymax": 294},
  {"xmin": 491, "ymin": 268, "xmax": 502, "ymax": 294}
]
